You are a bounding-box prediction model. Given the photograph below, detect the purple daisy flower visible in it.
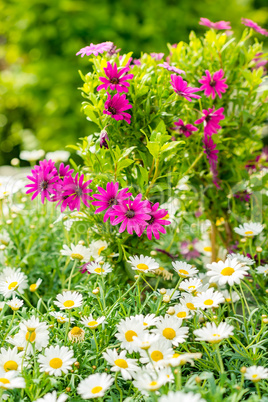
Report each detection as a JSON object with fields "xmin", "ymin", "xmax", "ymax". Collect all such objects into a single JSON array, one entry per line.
[
  {"xmin": 195, "ymin": 107, "xmax": 225, "ymax": 136},
  {"xmin": 61, "ymin": 173, "xmax": 93, "ymax": 211},
  {"xmin": 199, "ymin": 18, "xmax": 231, "ymax": 30},
  {"xmin": 58, "ymin": 163, "xmax": 74, "ymax": 179},
  {"xmin": 241, "ymin": 18, "xmax": 268, "ymax": 37},
  {"xmin": 76, "ymin": 42, "xmax": 113, "ymax": 57},
  {"xmin": 180, "ymin": 239, "xmax": 200, "ymax": 260},
  {"xmin": 99, "ymin": 130, "xmax": 109, "ymax": 149},
  {"xmin": 132, "ymin": 59, "xmax": 141, "ymax": 66},
  {"xmin": 158, "ymin": 62, "xmax": 185, "ymax": 75},
  {"xmin": 25, "ymin": 160, "xmax": 58, "ymax": 204},
  {"xmin": 109, "ymin": 194, "xmax": 151, "ymax": 236},
  {"xmin": 143, "ymin": 202, "xmax": 171, "ymax": 240},
  {"xmin": 103, "ymin": 93, "xmax": 132, "ymax": 124},
  {"xmin": 170, "ymin": 75, "xmax": 201, "ymax": 102},
  {"xmin": 150, "ymin": 53, "xmax": 165, "ymax": 60},
  {"xmin": 203, "ymin": 135, "xmax": 218, "ymax": 166},
  {"xmin": 199, "ymin": 69, "xmax": 228, "ymax": 99},
  {"xmin": 91, "ymin": 182, "xmax": 132, "ymax": 223},
  {"xmin": 97, "ymin": 62, "xmax": 134, "ymax": 93},
  {"xmin": 172, "ymin": 119, "xmax": 198, "ymax": 138}
]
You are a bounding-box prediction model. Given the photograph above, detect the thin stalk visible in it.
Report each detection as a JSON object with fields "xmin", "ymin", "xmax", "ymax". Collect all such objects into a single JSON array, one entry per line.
[
  {"xmin": 68, "ymin": 260, "xmax": 77, "ymax": 290},
  {"xmin": 114, "ymin": 372, "xmax": 123, "ymax": 402}
]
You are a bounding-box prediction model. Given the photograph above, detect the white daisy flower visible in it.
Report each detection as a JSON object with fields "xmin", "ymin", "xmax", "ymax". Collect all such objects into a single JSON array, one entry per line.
[
  {"xmin": 180, "ymin": 293, "xmax": 198, "ymax": 312},
  {"xmin": 35, "ymin": 390, "xmax": 68, "ymax": 402},
  {"xmin": 132, "ymin": 333, "xmax": 160, "ymax": 350},
  {"xmin": 68, "ymin": 326, "xmax": 85, "ymax": 343},
  {"xmin": 172, "ymin": 261, "xmax": 198, "ymax": 278},
  {"xmin": 152, "ymin": 316, "xmax": 189, "ymax": 346},
  {"xmin": 226, "ymin": 253, "xmax": 255, "ymax": 265},
  {"xmin": 140, "ymin": 339, "xmax": 173, "ymax": 366},
  {"xmin": 0, "ymin": 371, "xmax": 25, "ymax": 390},
  {"xmin": 80, "ymin": 315, "xmax": 106, "ymax": 329},
  {"xmin": 89, "ymin": 240, "xmax": 108, "ymax": 259},
  {"xmin": 0, "ymin": 267, "xmax": 22, "ymax": 282},
  {"xmin": 234, "ymin": 222, "xmax": 263, "ymax": 237},
  {"xmin": 206, "ymin": 258, "xmax": 250, "ymax": 286},
  {"xmin": 115, "ymin": 316, "xmax": 145, "ymax": 353},
  {"xmin": 102, "ymin": 348, "xmax": 139, "ymax": 380},
  {"xmin": 38, "ymin": 345, "xmax": 76, "ymax": 377},
  {"xmin": 9, "ymin": 316, "xmax": 49, "ymax": 354},
  {"xmin": 0, "ymin": 271, "xmax": 28, "ymax": 298},
  {"xmin": 135, "ymin": 313, "xmax": 160, "ymax": 328},
  {"xmin": 133, "ymin": 370, "xmax": 168, "ymax": 393},
  {"xmin": 54, "ymin": 291, "xmax": 83, "ymax": 310},
  {"xmin": 173, "ymin": 304, "xmax": 192, "ymax": 319},
  {"xmin": 86, "ymin": 262, "xmax": 112, "ymax": 276},
  {"xmin": 6, "ymin": 297, "xmax": 23, "ymax": 311},
  {"xmin": 193, "ymin": 322, "xmax": 234, "ymax": 343},
  {"xmin": 0, "ymin": 347, "xmax": 23, "ymax": 372},
  {"xmin": 60, "ymin": 243, "xmax": 91, "ymax": 262},
  {"xmin": 49, "ymin": 312, "xmax": 75, "ymax": 324},
  {"xmin": 29, "ymin": 278, "xmax": 42, "ymax": 292},
  {"xmin": 179, "ymin": 278, "xmax": 203, "ymax": 294},
  {"xmin": 163, "ymin": 352, "xmax": 202, "ymax": 368},
  {"xmin": 159, "ymin": 390, "xmax": 205, "ymax": 402},
  {"xmin": 194, "ymin": 289, "xmax": 225, "ymax": 310},
  {"xmin": 221, "ymin": 290, "xmax": 240, "ymax": 303},
  {"xmin": 256, "ymin": 265, "xmax": 268, "ymax": 276},
  {"xmin": 20, "ymin": 149, "xmax": 45, "ymax": 162},
  {"xmin": 46, "ymin": 150, "xmax": 70, "ymax": 162},
  {"xmin": 244, "ymin": 366, "xmax": 268, "ymax": 382},
  {"xmin": 157, "ymin": 288, "xmax": 180, "ymax": 300},
  {"xmin": 128, "ymin": 255, "xmax": 159, "ymax": 273},
  {"xmin": 77, "ymin": 373, "xmax": 114, "ymax": 399}
]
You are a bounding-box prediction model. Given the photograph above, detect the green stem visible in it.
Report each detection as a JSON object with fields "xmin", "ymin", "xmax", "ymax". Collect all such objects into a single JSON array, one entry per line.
[
  {"xmin": 92, "ymin": 329, "xmax": 99, "ymax": 353},
  {"xmin": 215, "ymin": 344, "xmax": 224, "ymax": 374},
  {"xmin": 68, "ymin": 260, "xmax": 77, "ymax": 290},
  {"xmin": 3, "ymin": 311, "xmax": 16, "ymax": 341},
  {"xmin": 114, "ymin": 371, "xmax": 123, "ymax": 402},
  {"xmin": 255, "ymin": 382, "xmax": 261, "ymax": 399},
  {"xmin": 183, "ymin": 152, "xmax": 203, "ymax": 177},
  {"xmin": 64, "ymin": 310, "xmax": 71, "ymax": 343},
  {"xmin": 175, "ymin": 366, "xmax": 182, "ymax": 390}
]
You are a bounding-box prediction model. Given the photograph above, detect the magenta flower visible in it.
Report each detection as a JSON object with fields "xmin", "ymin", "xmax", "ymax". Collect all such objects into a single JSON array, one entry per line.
[
  {"xmin": 158, "ymin": 62, "xmax": 185, "ymax": 75},
  {"xmin": 26, "ymin": 160, "xmax": 58, "ymax": 203},
  {"xmin": 97, "ymin": 62, "xmax": 134, "ymax": 93},
  {"xmin": 195, "ymin": 107, "xmax": 225, "ymax": 136},
  {"xmin": 234, "ymin": 190, "xmax": 251, "ymax": 203},
  {"xmin": 211, "ymin": 164, "xmax": 221, "ymax": 189},
  {"xmin": 103, "ymin": 93, "xmax": 132, "ymax": 124},
  {"xmin": 150, "ymin": 53, "xmax": 165, "ymax": 60},
  {"xmin": 172, "ymin": 119, "xmax": 198, "ymax": 138},
  {"xmin": 199, "ymin": 69, "xmax": 228, "ymax": 99},
  {"xmin": 133, "ymin": 59, "xmax": 141, "ymax": 66},
  {"xmin": 170, "ymin": 75, "xmax": 201, "ymax": 102},
  {"xmin": 91, "ymin": 182, "xmax": 132, "ymax": 222},
  {"xmin": 58, "ymin": 163, "xmax": 74, "ymax": 179},
  {"xmin": 180, "ymin": 239, "xmax": 200, "ymax": 260},
  {"xmin": 76, "ymin": 42, "xmax": 113, "ymax": 57},
  {"xmin": 109, "ymin": 194, "xmax": 151, "ymax": 236},
  {"xmin": 99, "ymin": 130, "xmax": 109, "ymax": 149},
  {"xmin": 203, "ymin": 135, "xmax": 218, "ymax": 167},
  {"xmin": 241, "ymin": 18, "xmax": 268, "ymax": 36},
  {"xmin": 143, "ymin": 202, "xmax": 171, "ymax": 240},
  {"xmin": 199, "ymin": 18, "xmax": 231, "ymax": 30},
  {"xmin": 61, "ymin": 173, "xmax": 92, "ymax": 211}
]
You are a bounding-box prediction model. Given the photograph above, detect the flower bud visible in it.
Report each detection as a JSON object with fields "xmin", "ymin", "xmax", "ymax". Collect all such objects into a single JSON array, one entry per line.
[
  {"xmin": 163, "ymin": 295, "xmax": 171, "ymax": 303},
  {"xmin": 159, "ymin": 288, "xmax": 166, "ymax": 295},
  {"xmin": 66, "ymin": 387, "xmax": 71, "ymax": 392},
  {"xmin": 195, "ymin": 376, "xmax": 201, "ymax": 384},
  {"xmin": 78, "ymin": 240, "xmax": 85, "ymax": 245},
  {"xmin": 93, "ymin": 288, "xmax": 99, "ymax": 295},
  {"xmin": 256, "ymin": 246, "xmax": 262, "ymax": 253},
  {"xmin": 167, "ymin": 307, "xmax": 175, "ymax": 315},
  {"xmin": 134, "ymin": 275, "xmax": 139, "ymax": 280},
  {"xmin": 240, "ymin": 238, "xmax": 246, "ymax": 243},
  {"xmin": 240, "ymin": 366, "xmax": 247, "ymax": 374},
  {"xmin": 100, "ymin": 130, "xmax": 109, "ymax": 149},
  {"xmin": 262, "ymin": 318, "xmax": 268, "ymax": 324}
]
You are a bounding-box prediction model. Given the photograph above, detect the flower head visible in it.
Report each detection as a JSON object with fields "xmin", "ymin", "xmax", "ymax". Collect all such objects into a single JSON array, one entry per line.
[
  {"xmin": 77, "ymin": 373, "xmax": 114, "ymax": 399},
  {"xmin": 199, "ymin": 70, "xmax": 228, "ymax": 99},
  {"xmin": 152, "ymin": 316, "xmax": 189, "ymax": 346},
  {"xmin": 128, "ymin": 254, "xmax": 159, "ymax": 273},
  {"xmin": 203, "ymin": 135, "xmax": 218, "ymax": 166},
  {"xmin": 80, "ymin": 315, "xmax": 106, "ymax": 329},
  {"xmin": 115, "ymin": 316, "xmax": 145, "ymax": 353},
  {"xmin": 97, "ymin": 62, "xmax": 134, "ymax": 93},
  {"xmin": 38, "ymin": 345, "xmax": 76, "ymax": 376},
  {"xmin": 0, "ymin": 347, "xmax": 23, "ymax": 373},
  {"xmin": 68, "ymin": 326, "xmax": 85, "ymax": 343},
  {"xmin": 54, "ymin": 291, "xmax": 83, "ymax": 310},
  {"xmin": 195, "ymin": 107, "xmax": 225, "ymax": 136},
  {"xmin": 139, "ymin": 339, "xmax": 173, "ymax": 366},
  {"xmin": 150, "ymin": 53, "xmax": 165, "ymax": 60},
  {"xmin": 179, "ymin": 278, "xmax": 203, "ymax": 293},
  {"xmin": 76, "ymin": 42, "xmax": 113, "ymax": 57},
  {"xmin": 0, "ymin": 371, "xmax": 25, "ymax": 390},
  {"xmin": 170, "ymin": 75, "xmax": 201, "ymax": 101},
  {"xmin": 26, "ymin": 160, "xmax": 58, "ymax": 203},
  {"xmin": 194, "ymin": 288, "xmax": 224, "ymax": 309},
  {"xmin": 245, "ymin": 366, "xmax": 268, "ymax": 382},
  {"xmin": 172, "ymin": 119, "xmax": 198, "ymax": 138},
  {"xmin": 86, "ymin": 261, "xmax": 112, "ymax": 276},
  {"xmin": 103, "ymin": 348, "xmax": 138, "ymax": 380},
  {"xmin": 180, "ymin": 239, "xmax": 200, "ymax": 260},
  {"xmin": 158, "ymin": 62, "xmax": 185, "ymax": 75},
  {"xmin": 50, "ymin": 311, "xmax": 75, "ymax": 324},
  {"xmin": 99, "ymin": 130, "xmax": 109, "ymax": 149},
  {"xmin": 7, "ymin": 297, "xmax": 24, "ymax": 311},
  {"xmin": 0, "ymin": 271, "xmax": 28, "ymax": 298},
  {"xmin": 103, "ymin": 93, "xmax": 132, "ymax": 124},
  {"xmin": 159, "ymin": 390, "xmax": 205, "ymax": 402},
  {"xmin": 199, "ymin": 18, "xmax": 231, "ymax": 30},
  {"xmin": 172, "ymin": 261, "xmax": 198, "ymax": 278},
  {"xmin": 256, "ymin": 265, "xmax": 268, "ymax": 276},
  {"xmin": 60, "ymin": 173, "xmax": 92, "ymax": 211},
  {"xmin": 241, "ymin": 18, "xmax": 268, "ymax": 36},
  {"xmin": 60, "ymin": 243, "xmax": 91, "ymax": 262},
  {"xmin": 194, "ymin": 321, "xmax": 234, "ymax": 343},
  {"xmin": 234, "ymin": 222, "xmax": 263, "ymax": 237},
  {"xmin": 206, "ymin": 257, "xmax": 250, "ymax": 286},
  {"xmin": 142, "ymin": 202, "xmax": 171, "ymax": 240},
  {"xmin": 35, "ymin": 391, "xmax": 68, "ymax": 402}
]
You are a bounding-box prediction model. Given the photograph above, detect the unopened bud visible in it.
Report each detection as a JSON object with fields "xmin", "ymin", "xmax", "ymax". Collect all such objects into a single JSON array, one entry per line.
[
  {"xmin": 248, "ymin": 279, "xmax": 253, "ymax": 283},
  {"xmin": 11, "ymin": 158, "xmax": 20, "ymax": 166},
  {"xmin": 262, "ymin": 318, "xmax": 268, "ymax": 324},
  {"xmin": 159, "ymin": 288, "xmax": 166, "ymax": 295},
  {"xmin": 163, "ymin": 295, "xmax": 171, "ymax": 303},
  {"xmin": 261, "ymin": 314, "xmax": 267, "ymax": 318},
  {"xmin": 74, "ymin": 361, "xmax": 80, "ymax": 368},
  {"xmin": 167, "ymin": 307, "xmax": 175, "ymax": 315},
  {"xmin": 0, "ymin": 245, "xmax": 6, "ymax": 250},
  {"xmin": 30, "ymin": 225, "xmax": 35, "ymax": 229},
  {"xmin": 78, "ymin": 240, "xmax": 85, "ymax": 245},
  {"xmin": 240, "ymin": 238, "xmax": 246, "ymax": 243},
  {"xmin": 6, "ymin": 220, "xmax": 12, "ymax": 225},
  {"xmin": 256, "ymin": 247, "xmax": 262, "ymax": 253},
  {"xmin": 92, "ymin": 365, "xmax": 97, "ymax": 370},
  {"xmin": 66, "ymin": 387, "xmax": 71, "ymax": 392},
  {"xmin": 265, "ymin": 289, "xmax": 268, "ymax": 294},
  {"xmin": 134, "ymin": 275, "xmax": 139, "ymax": 280},
  {"xmin": 150, "ymin": 250, "xmax": 157, "ymax": 256},
  {"xmin": 240, "ymin": 366, "xmax": 247, "ymax": 374},
  {"xmin": 92, "ymin": 288, "xmax": 99, "ymax": 295},
  {"xmin": 195, "ymin": 376, "xmax": 201, "ymax": 384}
]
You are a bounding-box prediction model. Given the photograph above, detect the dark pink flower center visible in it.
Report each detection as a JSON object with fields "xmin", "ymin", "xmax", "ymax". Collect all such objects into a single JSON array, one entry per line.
[
  {"xmin": 108, "ymin": 198, "xmax": 117, "ymax": 207},
  {"xmin": 110, "ymin": 77, "xmax": 119, "ymax": 84},
  {"xmin": 125, "ymin": 210, "xmax": 135, "ymax": 218},
  {"xmin": 108, "ymin": 106, "xmax": 117, "ymax": 115},
  {"xmin": 40, "ymin": 181, "xmax": 48, "ymax": 190},
  {"xmin": 147, "ymin": 216, "xmax": 155, "ymax": 225},
  {"xmin": 210, "ymin": 80, "xmax": 216, "ymax": 87},
  {"xmin": 75, "ymin": 187, "xmax": 83, "ymax": 197}
]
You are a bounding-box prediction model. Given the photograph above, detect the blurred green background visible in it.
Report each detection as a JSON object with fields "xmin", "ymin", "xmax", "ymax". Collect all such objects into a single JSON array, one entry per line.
[{"xmin": 0, "ymin": 0, "xmax": 267, "ymax": 165}]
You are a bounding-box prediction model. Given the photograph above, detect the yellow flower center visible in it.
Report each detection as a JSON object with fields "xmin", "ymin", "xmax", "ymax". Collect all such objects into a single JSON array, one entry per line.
[
  {"xmin": 25, "ymin": 331, "xmax": 36, "ymax": 342},
  {"xmin": 177, "ymin": 311, "xmax": 187, "ymax": 318},
  {"xmin": 91, "ymin": 386, "xmax": 103, "ymax": 394},
  {"xmin": 226, "ymin": 298, "xmax": 231, "ymax": 302},
  {"xmin": 186, "ymin": 302, "xmax": 195, "ymax": 310},
  {"xmin": 204, "ymin": 299, "xmax": 213, "ymax": 306},
  {"xmin": 49, "ymin": 358, "xmax": 63, "ymax": 369},
  {"xmin": 245, "ymin": 231, "xmax": 253, "ymax": 235},
  {"xmin": 70, "ymin": 326, "xmax": 82, "ymax": 335},
  {"xmin": 63, "ymin": 300, "xmax": 75, "ymax": 307},
  {"xmin": 98, "ymin": 246, "xmax": 106, "ymax": 255},
  {"xmin": 114, "ymin": 359, "xmax": 128, "ymax": 368},
  {"xmin": 150, "ymin": 381, "xmax": 158, "ymax": 387},
  {"xmin": 221, "ymin": 267, "xmax": 235, "ymax": 276},
  {"xmin": 188, "ymin": 286, "xmax": 195, "ymax": 290},
  {"xmin": 172, "ymin": 353, "xmax": 180, "ymax": 358},
  {"xmin": 136, "ymin": 263, "xmax": 149, "ymax": 271},
  {"xmin": 88, "ymin": 320, "xmax": 98, "ymax": 327},
  {"xmin": 125, "ymin": 330, "xmax": 137, "ymax": 342},
  {"xmin": 178, "ymin": 269, "xmax": 189, "ymax": 276},
  {"xmin": 8, "ymin": 281, "xmax": 18, "ymax": 290},
  {"xmin": 143, "ymin": 322, "xmax": 148, "ymax": 326},
  {"xmin": 163, "ymin": 328, "xmax": 176, "ymax": 340},
  {"xmin": 0, "ymin": 378, "xmax": 10, "ymax": 385},
  {"xmin": 30, "ymin": 284, "xmax": 37, "ymax": 292},
  {"xmin": 70, "ymin": 253, "xmax": 84, "ymax": 260},
  {"xmin": 4, "ymin": 360, "xmax": 18, "ymax": 371},
  {"xmin": 151, "ymin": 350, "xmax": 164, "ymax": 362},
  {"xmin": 203, "ymin": 246, "xmax": 212, "ymax": 252},
  {"xmin": 252, "ymin": 374, "xmax": 258, "ymax": 378},
  {"xmin": 94, "ymin": 267, "xmax": 103, "ymax": 273}
]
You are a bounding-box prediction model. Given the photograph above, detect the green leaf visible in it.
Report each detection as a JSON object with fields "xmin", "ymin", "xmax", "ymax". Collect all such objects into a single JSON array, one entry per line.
[{"xmin": 147, "ymin": 142, "xmax": 160, "ymax": 159}]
